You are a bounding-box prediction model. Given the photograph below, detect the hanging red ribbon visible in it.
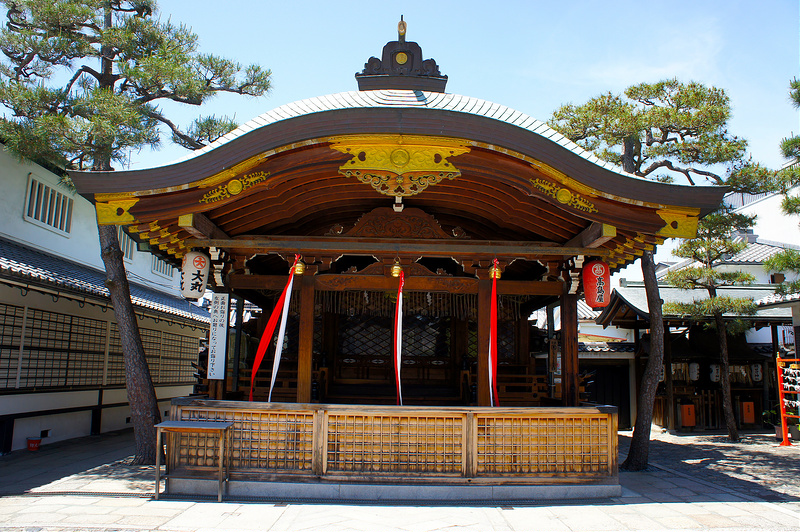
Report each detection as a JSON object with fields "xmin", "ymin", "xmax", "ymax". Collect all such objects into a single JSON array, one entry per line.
[
  {"xmin": 249, "ymin": 254, "xmax": 300, "ymax": 402},
  {"xmin": 393, "ymin": 270, "xmax": 405, "ymax": 406},
  {"xmin": 489, "ymin": 259, "xmax": 500, "ymax": 407}
]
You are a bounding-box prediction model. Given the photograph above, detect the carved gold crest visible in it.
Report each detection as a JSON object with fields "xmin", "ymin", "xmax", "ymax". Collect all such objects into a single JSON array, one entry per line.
[
  {"xmin": 330, "ymin": 135, "xmax": 470, "ymax": 197},
  {"xmin": 530, "ymin": 178, "xmax": 598, "ymax": 213},
  {"xmin": 200, "ymin": 171, "xmax": 270, "ymax": 204}
]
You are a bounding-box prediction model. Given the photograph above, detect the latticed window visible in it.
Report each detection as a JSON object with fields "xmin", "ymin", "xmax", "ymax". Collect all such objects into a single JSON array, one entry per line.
[
  {"xmin": 117, "ymin": 226, "xmax": 135, "ymax": 260},
  {"xmin": 151, "ymin": 255, "xmax": 174, "ymax": 277},
  {"xmin": 0, "ymin": 302, "xmax": 200, "ymax": 391},
  {"xmin": 25, "ymin": 177, "xmax": 73, "ymax": 235},
  {"xmin": 467, "ymin": 320, "xmax": 516, "ymax": 362}
]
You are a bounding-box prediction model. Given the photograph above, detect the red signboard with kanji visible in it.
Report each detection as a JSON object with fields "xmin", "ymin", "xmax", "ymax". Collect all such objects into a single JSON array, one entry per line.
[{"xmin": 583, "ymin": 260, "xmax": 610, "ymax": 309}]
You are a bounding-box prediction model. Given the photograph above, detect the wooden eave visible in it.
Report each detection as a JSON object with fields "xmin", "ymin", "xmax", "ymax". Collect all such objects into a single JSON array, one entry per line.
[
  {"xmin": 70, "ymin": 107, "xmax": 724, "ymax": 213},
  {"xmin": 69, "ymin": 103, "xmax": 726, "ymax": 284}
]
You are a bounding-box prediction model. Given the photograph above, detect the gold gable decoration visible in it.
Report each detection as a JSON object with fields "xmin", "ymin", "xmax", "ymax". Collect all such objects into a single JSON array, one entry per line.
[
  {"xmin": 529, "ymin": 178, "xmax": 598, "ymax": 213},
  {"xmin": 656, "ymin": 209, "xmax": 700, "ymax": 238},
  {"xmin": 330, "ymin": 135, "xmax": 470, "ymax": 197},
  {"xmin": 200, "ymin": 171, "xmax": 270, "ymax": 204},
  {"xmin": 95, "ymin": 198, "xmax": 139, "ymax": 225}
]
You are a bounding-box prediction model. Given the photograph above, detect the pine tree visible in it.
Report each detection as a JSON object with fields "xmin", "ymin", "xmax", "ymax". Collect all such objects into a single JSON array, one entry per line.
[
  {"xmin": 764, "ymin": 79, "xmax": 800, "ymax": 293},
  {"xmin": 663, "ymin": 211, "xmax": 757, "ymax": 442},
  {"xmin": 550, "ymin": 79, "xmax": 757, "ymax": 467},
  {"xmin": 0, "ymin": 0, "xmax": 271, "ymax": 464}
]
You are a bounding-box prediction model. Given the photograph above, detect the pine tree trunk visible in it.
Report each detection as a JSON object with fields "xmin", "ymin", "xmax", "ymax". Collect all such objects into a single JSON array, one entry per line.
[
  {"xmin": 90, "ymin": 4, "xmax": 161, "ymax": 465},
  {"xmin": 98, "ymin": 224, "xmax": 161, "ymax": 464},
  {"xmin": 621, "ymin": 250, "xmax": 664, "ymax": 471},
  {"xmin": 714, "ymin": 313, "xmax": 739, "ymax": 442}
]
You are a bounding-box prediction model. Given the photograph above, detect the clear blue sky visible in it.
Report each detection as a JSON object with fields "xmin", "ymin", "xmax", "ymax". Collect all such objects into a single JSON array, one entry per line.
[{"xmin": 137, "ymin": 0, "xmax": 798, "ymax": 177}]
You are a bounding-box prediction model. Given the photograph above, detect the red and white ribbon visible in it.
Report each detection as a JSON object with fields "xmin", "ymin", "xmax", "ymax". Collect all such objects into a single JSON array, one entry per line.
[
  {"xmin": 249, "ymin": 254, "xmax": 300, "ymax": 402},
  {"xmin": 489, "ymin": 259, "xmax": 500, "ymax": 407},
  {"xmin": 393, "ymin": 270, "xmax": 405, "ymax": 406}
]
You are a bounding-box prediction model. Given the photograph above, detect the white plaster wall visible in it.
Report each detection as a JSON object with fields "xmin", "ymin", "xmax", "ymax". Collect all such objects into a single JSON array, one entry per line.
[
  {"xmin": 738, "ymin": 191, "xmax": 800, "ymax": 246},
  {"xmin": 580, "ymin": 322, "xmax": 633, "ymax": 342},
  {"xmin": 0, "ymin": 390, "xmax": 97, "ymax": 415},
  {"xmin": 0, "ymin": 149, "xmax": 182, "ymax": 296},
  {"xmin": 13, "ymin": 411, "xmax": 92, "ymax": 450},
  {"xmin": 6, "ymin": 385, "xmax": 192, "ymax": 451}
]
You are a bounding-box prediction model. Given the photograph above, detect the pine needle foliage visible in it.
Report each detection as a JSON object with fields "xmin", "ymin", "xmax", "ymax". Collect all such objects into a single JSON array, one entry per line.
[
  {"xmin": 762, "ymin": 79, "xmax": 800, "ymax": 296},
  {"xmin": 0, "ymin": 0, "xmax": 272, "ymax": 170},
  {"xmin": 0, "ymin": 0, "xmax": 272, "ymax": 464},
  {"xmin": 549, "ymin": 79, "xmax": 748, "ymax": 185}
]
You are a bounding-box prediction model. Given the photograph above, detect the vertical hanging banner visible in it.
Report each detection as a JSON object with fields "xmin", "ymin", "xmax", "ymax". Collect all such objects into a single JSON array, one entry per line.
[
  {"xmin": 249, "ymin": 255, "xmax": 301, "ymax": 402},
  {"xmin": 489, "ymin": 259, "xmax": 500, "ymax": 407},
  {"xmin": 208, "ymin": 293, "xmax": 230, "ymax": 380},
  {"xmin": 583, "ymin": 260, "xmax": 610, "ymax": 309},
  {"xmin": 393, "ymin": 270, "xmax": 405, "ymax": 406},
  {"xmin": 180, "ymin": 250, "xmax": 210, "ymax": 299}
]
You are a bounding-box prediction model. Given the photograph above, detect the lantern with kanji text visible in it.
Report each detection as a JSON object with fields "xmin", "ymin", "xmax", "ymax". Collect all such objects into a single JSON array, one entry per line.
[
  {"xmin": 583, "ymin": 260, "xmax": 610, "ymax": 309},
  {"xmin": 180, "ymin": 250, "xmax": 210, "ymax": 299}
]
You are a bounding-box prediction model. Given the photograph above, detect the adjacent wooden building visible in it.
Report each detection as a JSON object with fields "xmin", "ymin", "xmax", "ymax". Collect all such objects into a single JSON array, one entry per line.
[{"xmin": 70, "ymin": 24, "xmax": 725, "ymax": 498}]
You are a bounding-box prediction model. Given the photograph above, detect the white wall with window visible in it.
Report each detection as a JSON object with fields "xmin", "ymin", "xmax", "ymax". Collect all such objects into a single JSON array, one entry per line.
[
  {"xmin": 0, "ymin": 148, "xmax": 180, "ymax": 296},
  {"xmin": 0, "ymin": 147, "xmax": 206, "ymax": 452}
]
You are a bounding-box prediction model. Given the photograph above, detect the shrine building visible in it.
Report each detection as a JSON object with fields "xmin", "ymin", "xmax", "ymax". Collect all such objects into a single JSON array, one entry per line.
[{"xmin": 70, "ymin": 22, "xmax": 725, "ymax": 501}]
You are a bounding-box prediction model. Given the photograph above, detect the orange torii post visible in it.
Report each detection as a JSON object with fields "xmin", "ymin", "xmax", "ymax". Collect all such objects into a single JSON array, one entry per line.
[{"xmin": 776, "ymin": 357, "xmax": 800, "ymax": 446}]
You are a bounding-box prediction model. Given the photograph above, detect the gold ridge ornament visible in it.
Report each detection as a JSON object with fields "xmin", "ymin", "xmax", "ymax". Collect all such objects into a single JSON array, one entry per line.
[{"xmin": 331, "ymin": 135, "xmax": 470, "ymax": 197}]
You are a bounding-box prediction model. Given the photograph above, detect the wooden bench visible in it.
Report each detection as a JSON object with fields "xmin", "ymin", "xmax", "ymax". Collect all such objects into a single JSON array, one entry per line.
[{"xmin": 155, "ymin": 420, "xmax": 233, "ymax": 502}]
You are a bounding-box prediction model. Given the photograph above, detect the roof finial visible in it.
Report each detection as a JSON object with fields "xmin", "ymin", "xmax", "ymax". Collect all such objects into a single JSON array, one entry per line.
[{"xmin": 398, "ymin": 15, "xmax": 406, "ymax": 43}]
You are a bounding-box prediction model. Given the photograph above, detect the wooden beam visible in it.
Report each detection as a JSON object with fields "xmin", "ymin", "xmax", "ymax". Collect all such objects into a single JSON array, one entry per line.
[
  {"xmin": 227, "ymin": 273, "xmax": 564, "ymax": 296},
  {"xmin": 565, "ymin": 223, "xmax": 616, "ymax": 249},
  {"xmin": 178, "ymin": 213, "xmax": 230, "ymax": 240},
  {"xmin": 187, "ymin": 236, "xmax": 610, "ymax": 260}
]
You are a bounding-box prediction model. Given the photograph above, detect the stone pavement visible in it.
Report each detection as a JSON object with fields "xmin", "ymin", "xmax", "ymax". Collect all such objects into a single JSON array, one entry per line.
[{"xmin": 0, "ymin": 428, "xmax": 798, "ymax": 531}]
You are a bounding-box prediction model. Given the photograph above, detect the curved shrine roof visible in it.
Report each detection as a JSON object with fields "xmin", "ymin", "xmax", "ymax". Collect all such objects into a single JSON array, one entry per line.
[
  {"xmin": 71, "ymin": 89, "xmax": 723, "ymax": 214},
  {"xmin": 69, "ymin": 29, "xmax": 726, "ymax": 292}
]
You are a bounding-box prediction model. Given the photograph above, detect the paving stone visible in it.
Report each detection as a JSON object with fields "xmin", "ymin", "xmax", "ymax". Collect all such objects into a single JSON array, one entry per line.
[
  {"xmin": 60, "ymin": 512, "xmax": 124, "ymax": 525},
  {"xmin": 689, "ymin": 513, "xmax": 742, "ymax": 528},
  {"xmin": 6, "ymin": 511, "xmax": 68, "ymax": 524},
  {"xmin": 115, "ymin": 513, "xmax": 175, "ymax": 527},
  {"xmin": 651, "ymin": 515, "xmax": 703, "ymax": 529}
]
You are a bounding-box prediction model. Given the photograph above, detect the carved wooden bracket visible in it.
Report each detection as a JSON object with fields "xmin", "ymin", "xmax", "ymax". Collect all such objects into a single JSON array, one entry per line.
[{"xmin": 343, "ymin": 207, "xmax": 468, "ymax": 240}]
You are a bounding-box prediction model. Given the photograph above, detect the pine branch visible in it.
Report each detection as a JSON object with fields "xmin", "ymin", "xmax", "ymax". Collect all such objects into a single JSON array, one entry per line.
[{"xmin": 141, "ymin": 107, "xmax": 203, "ymax": 150}]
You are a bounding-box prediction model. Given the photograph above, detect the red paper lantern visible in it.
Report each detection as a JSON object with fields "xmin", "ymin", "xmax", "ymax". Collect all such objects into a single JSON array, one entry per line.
[{"xmin": 583, "ymin": 260, "xmax": 610, "ymax": 309}]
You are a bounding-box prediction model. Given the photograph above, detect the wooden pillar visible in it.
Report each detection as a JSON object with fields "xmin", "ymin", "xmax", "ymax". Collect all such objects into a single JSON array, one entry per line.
[
  {"xmin": 665, "ymin": 330, "xmax": 674, "ymax": 431},
  {"xmin": 560, "ymin": 293, "xmax": 579, "ymax": 406},
  {"xmin": 768, "ymin": 323, "xmax": 779, "ymax": 424},
  {"xmin": 296, "ymin": 274, "xmax": 315, "ymax": 403},
  {"xmin": 547, "ymin": 304, "xmax": 556, "ymax": 398},
  {"xmin": 477, "ymin": 279, "xmax": 491, "ymax": 406},
  {"xmin": 231, "ymin": 297, "xmax": 244, "ymax": 393}
]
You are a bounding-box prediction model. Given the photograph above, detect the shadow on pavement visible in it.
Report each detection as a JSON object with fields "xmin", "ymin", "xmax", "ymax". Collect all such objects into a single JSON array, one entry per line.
[
  {"xmin": 2, "ymin": 427, "xmax": 799, "ymax": 508},
  {"xmin": 618, "ymin": 431, "xmax": 800, "ymax": 504},
  {"xmin": 0, "ymin": 428, "xmax": 140, "ymax": 495}
]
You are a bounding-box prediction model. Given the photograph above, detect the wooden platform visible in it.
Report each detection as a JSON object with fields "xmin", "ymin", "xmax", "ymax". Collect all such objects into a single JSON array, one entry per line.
[{"xmin": 164, "ymin": 397, "xmax": 618, "ymax": 500}]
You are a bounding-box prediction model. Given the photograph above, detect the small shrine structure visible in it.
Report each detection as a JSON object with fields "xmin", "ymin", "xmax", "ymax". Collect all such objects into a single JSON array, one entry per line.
[{"xmin": 70, "ymin": 22, "xmax": 725, "ymax": 501}]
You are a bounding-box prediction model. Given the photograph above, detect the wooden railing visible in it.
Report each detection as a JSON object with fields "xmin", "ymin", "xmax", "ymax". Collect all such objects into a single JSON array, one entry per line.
[{"xmin": 167, "ymin": 398, "xmax": 618, "ymax": 484}]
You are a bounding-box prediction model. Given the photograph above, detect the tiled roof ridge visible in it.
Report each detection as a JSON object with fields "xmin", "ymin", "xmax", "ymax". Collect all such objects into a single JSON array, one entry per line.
[
  {"xmin": 166, "ymin": 89, "xmax": 645, "ymax": 182},
  {"xmin": 0, "ymin": 235, "xmax": 209, "ymax": 323},
  {"xmin": 655, "ymin": 239, "xmax": 797, "ymax": 279}
]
